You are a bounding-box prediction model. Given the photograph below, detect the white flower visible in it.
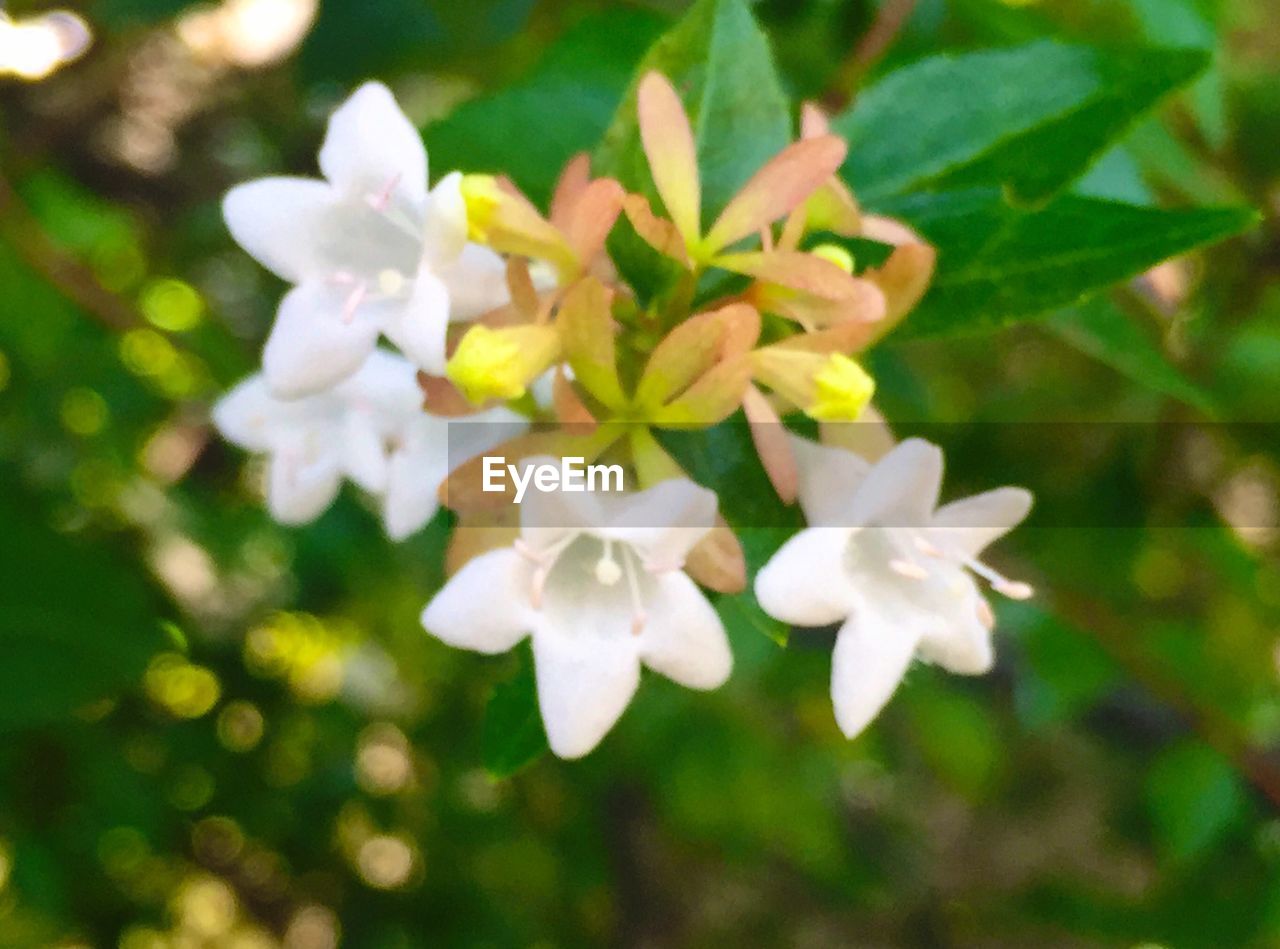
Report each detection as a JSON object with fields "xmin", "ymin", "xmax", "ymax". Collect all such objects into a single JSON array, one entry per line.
[
  {"xmin": 421, "ymin": 476, "xmax": 734, "ymax": 758},
  {"xmin": 213, "ymin": 349, "xmax": 524, "ymax": 538},
  {"xmin": 223, "ymin": 82, "xmax": 509, "ymax": 397},
  {"xmin": 755, "ymin": 437, "xmax": 1033, "ymax": 739}
]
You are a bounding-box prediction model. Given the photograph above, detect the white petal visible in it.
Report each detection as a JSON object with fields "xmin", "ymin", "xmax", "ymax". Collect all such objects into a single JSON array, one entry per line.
[
  {"xmin": 383, "ymin": 446, "xmax": 446, "ymax": 541},
  {"xmin": 263, "ymin": 282, "xmax": 380, "ymax": 397},
  {"xmin": 381, "ymin": 271, "xmax": 449, "ymax": 374},
  {"xmin": 532, "ymin": 626, "xmax": 640, "ymax": 759},
  {"xmin": 846, "ymin": 438, "xmax": 943, "ymax": 528},
  {"xmin": 518, "ymin": 468, "xmax": 606, "ymax": 554},
  {"xmin": 754, "ymin": 527, "xmax": 858, "ymax": 626},
  {"xmin": 435, "ymin": 243, "xmax": 511, "ymax": 320},
  {"xmin": 914, "ymin": 572, "xmax": 996, "ymax": 675},
  {"xmin": 222, "ymin": 177, "xmax": 336, "ymax": 283},
  {"xmin": 319, "ymin": 82, "xmax": 427, "ymax": 204},
  {"xmin": 930, "ymin": 487, "xmax": 1033, "ymax": 556},
  {"xmin": 601, "ymin": 479, "xmax": 718, "ymax": 570},
  {"xmin": 830, "ymin": 600, "xmax": 922, "ymax": 739},
  {"xmin": 790, "ymin": 436, "xmax": 872, "ymax": 526},
  {"xmin": 420, "ymin": 548, "xmax": 532, "ymax": 653},
  {"xmin": 639, "ymin": 572, "xmax": 732, "ymax": 689},
  {"xmin": 340, "ymin": 411, "xmax": 389, "ymax": 493},
  {"xmin": 212, "ymin": 374, "xmax": 281, "ymax": 452},
  {"xmin": 917, "ymin": 617, "xmax": 994, "ymax": 675},
  {"xmin": 447, "ymin": 407, "xmax": 529, "ymax": 470},
  {"xmin": 266, "ymin": 453, "xmax": 341, "ymax": 524},
  {"xmin": 421, "ymin": 171, "xmax": 468, "ymax": 264},
  {"xmin": 341, "ymin": 348, "xmax": 422, "ymax": 409}
]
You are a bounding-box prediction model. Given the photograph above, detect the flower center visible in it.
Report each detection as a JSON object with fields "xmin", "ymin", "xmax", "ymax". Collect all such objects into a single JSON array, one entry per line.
[
  {"xmin": 323, "ymin": 174, "xmax": 425, "ymax": 322},
  {"xmin": 865, "ymin": 527, "xmax": 1034, "ymax": 601},
  {"xmin": 516, "ymin": 534, "xmax": 666, "ymax": 636}
]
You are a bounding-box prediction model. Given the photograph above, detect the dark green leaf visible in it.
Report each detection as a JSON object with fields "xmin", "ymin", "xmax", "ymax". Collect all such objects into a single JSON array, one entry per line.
[
  {"xmin": 1006, "ymin": 603, "xmax": 1121, "ymax": 729},
  {"xmin": 92, "ymin": 0, "xmax": 200, "ymax": 29},
  {"xmin": 834, "ymin": 41, "xmax": 1208, "ymax": 203},
  {"xmin": 482, "ymin": 645, "xmax": 548, "ymax": 778},
  {"xmin": 1146, "ymin": 740, "xmax": 1246, "ymax": 861},
  {"xmin": 884, "ymin": 189, "xmax": 1255, "ymax": 337},
  {"xmin": 1046, "ymin": 298, "xmax": 1216, "ymax": 413},
  {"xmin": 301, "ymin": 0, "xmax": 538, "ymax": 85},
  {"xmin": 904, "ymin": 682, "xmax": 1005, "ymax": 800},
  {"xmin": 0, "ymin": 477, "xmax": 166, "ymax": 729},
  {"xmin": 426, "ymin": 9, "xmax": 665, "ymax": 207}
]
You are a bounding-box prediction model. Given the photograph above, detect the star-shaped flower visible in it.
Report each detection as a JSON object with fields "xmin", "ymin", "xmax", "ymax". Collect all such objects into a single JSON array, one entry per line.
[
  {"xmin": 421, "ymin": 476, "xmax": 733, "ymax": 758},
  {"xmin": 755, "ymin": 437, "xmax": 1033, "ymax": 739},
  {"xmin": 214, "ymin": 349, "xmax": 523, "ymax": 538},
  {"xmin": 223, "ymin": 82, "xmax": 508, "ymax": 397}
]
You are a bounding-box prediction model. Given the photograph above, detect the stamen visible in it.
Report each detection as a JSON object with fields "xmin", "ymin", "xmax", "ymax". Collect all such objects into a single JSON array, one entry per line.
[
  {"xmin": 516, "ymin": 533, "xmax": 579, "ymax": 611},
  {"xmin": 958, "ymin": 551, "xmax": 1034, "ymax": 601},
  {"xmin": 913, "ymin": 535, "xmax": 944, "ymax": 558},
  {"xmin": 994, "ymin": 580, "xmax": 1034, "ymax": 601},
  {"xmin": 377, "ymin": 268, "xmax": 406, "ymax": 296},
  {"xmin": 341, "ymin": 282, "xmax": 368, "ymax": 324},
  {"xmin": 889, "ymin": 558, "xmax": 929, "ymax": 580},
  {"xmin": 594, "ymin": 539, "xmax": 623, "ymax": 586},
  {"xmin": 366, "ymin": 173, "xmax": 402, "ymax": 212},
  {"xmin": 529, "ymin": 566, "xmax": 548, "ymax": 610},
  {"xmin": 622, "ymin": 545, "xmax": 647, "ymax": 636},
  {"xmin": 976, "ymin": 598, "xmax": 996, "ymax": 630}
]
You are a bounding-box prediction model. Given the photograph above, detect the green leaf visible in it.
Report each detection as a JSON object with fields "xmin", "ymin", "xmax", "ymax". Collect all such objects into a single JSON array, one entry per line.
[
  {"xmin": 1125, "ymin": 0, "xmax": 1227, "ymax": 148},
  {"xmin": 904, "ymin": 682, "xmax": 1005, "ymax": 800},
  {"xmin": 1045, "ymin": 298, "xmax": 1216, "ymax": 413},
  {"xmin": 595, "ymin": 0, "xmax": 791, "ymax": 231},
  {"xmin": 93, "ymin": 0, "xmax": 201, "ymax": 29},
  {"xmin": 426, "ymin": 9, "xmax": 665, "ymax": 207},
  {"xmin": 0, "ymin": 476, "xmax": 166, "ymax": 729},
  {"xmin": 482, "ymin": 645, "xmax": 548, "ymax": 778},
  {"xmin": 883, "ymin": 188, "xmax": 1255, "ymax": 337},
  {"xmin": 834, "ymin": 41, "xmax": 1208, "ymax": 204},
  {"xmin": 1146, "ymin": 740, "xmax": 1246, "ymax": 862},
  {"xmin": 1006, "ymin": 603, "xmax": 1121, "ymax": 729},
  {"xmin": 301, "ymin": 0, "xmax": 538, "ymax": 85}
]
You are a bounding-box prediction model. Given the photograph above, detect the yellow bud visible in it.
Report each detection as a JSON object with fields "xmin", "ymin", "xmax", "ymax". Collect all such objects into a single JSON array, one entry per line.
[
  {"xmin": 459, "ymin": 175, "xmax": 504, "ymax": 243},
  {"xmin": 811, "ymin": 243, "xmax": 854, "ymax": 274},
  {"xmin": 446, "ymin": 324, "xmax": 559, "ymax": 405},
  {"xmin": 808, "ymin": 354, "xmax": 875, "ymax": 421}
]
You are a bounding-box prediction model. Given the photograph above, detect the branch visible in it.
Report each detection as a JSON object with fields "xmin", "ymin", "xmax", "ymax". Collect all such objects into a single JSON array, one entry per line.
[
  {"xmin": 0, "ymin": 169, "xmax": 141, "ymax": 332},
  {"xmin": 825, "ymin": 0, "xmax": 918, "ymax": 110}
]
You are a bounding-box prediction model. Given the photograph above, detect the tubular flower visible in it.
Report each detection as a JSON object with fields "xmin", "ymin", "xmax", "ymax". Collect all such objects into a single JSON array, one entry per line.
[
  {"xmin": 446, "ymin": 324, "xmax": 561, "ymax": 405},
  {"xmin": 755, "ymin": 438, "xmax": 1033, "ymax": 739},
  {"xmin": 421, "ymin": 476, "xmax": 733, "ymax": 758},
  {"xmin": 751, "ymin": 347, "xmax": 876, "ymax": 422},
  {"xmin": 214, "ymin": 349, "xmax": 523, "ymax": 538},
  {"xmin": 223, "ymin": 82, "xmax": 508, "ymax": 396}
]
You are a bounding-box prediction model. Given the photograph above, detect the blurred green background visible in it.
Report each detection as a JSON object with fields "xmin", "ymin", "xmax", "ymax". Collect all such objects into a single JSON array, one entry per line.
[{"xmin": 1, "ymin": 0, "xmax": 1279, "ymax": 945}]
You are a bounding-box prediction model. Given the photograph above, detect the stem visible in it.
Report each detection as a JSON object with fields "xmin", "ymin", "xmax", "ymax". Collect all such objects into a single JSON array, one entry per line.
[
  {"xmin": 1065, "ymin": 595, "xmax": 1280, "ymax": 811},
  {"xmin": 0, "ymin": 169, "xmax": 141, "ymax": 333},
  {"xmin": 825, "ymin": 0, "xmax": 918, "ymax": 110}
]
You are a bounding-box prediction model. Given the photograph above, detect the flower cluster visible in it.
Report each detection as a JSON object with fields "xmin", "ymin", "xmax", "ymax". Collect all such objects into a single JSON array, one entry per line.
[{"xmin": 214, "ymin": 76, "xmax": 1034, "ymax": 758}]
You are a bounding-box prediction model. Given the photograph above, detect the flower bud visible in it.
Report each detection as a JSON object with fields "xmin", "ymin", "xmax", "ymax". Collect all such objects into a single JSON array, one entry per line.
[
  {"xmin": 446, "ymin": 324, "xmax": 560, "ymax": 405},
  {"xmin": 459, "ymin": 174, "xmax": 578, "ymax": 278},
  {"xmin": 751, "ymin": 348, "xmax": 875, "ymax": 422},
  {"xmin": 810, "ymin": 243, "xmax": 855, "ymax": 274}
]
